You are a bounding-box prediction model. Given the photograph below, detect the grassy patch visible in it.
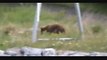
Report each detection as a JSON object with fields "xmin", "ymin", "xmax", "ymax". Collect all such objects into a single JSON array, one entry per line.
[{"xmin": 0, "ymin": 4, "xmax": 107, "ymax": 52}]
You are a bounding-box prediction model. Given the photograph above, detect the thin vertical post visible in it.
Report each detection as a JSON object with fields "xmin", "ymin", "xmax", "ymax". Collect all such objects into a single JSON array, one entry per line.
[
  {"xmin": 32, "ymin": 3, "xmax": 42, "ymax": 43},
  {"xmin": 74, "ymin": 3, "xmax": 84, "ymax": 39}
]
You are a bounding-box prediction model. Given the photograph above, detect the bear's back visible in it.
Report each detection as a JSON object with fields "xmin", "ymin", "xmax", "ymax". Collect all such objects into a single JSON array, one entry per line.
[{"xmin": 41, "ymin": 24, "xmax": 65, "ymax": 34}]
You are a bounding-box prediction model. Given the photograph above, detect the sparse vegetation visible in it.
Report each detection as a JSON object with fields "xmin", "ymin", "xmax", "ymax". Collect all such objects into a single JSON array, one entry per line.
[{"xmin": 91, "ymin": 24, "xmax": 103, "ymax": 34}]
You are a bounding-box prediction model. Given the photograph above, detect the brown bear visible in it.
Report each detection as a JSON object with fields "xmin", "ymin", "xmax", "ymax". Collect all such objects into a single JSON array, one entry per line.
[{"xmin": 40, "ymin": 24, "xmax": 65, "ymax": 34}]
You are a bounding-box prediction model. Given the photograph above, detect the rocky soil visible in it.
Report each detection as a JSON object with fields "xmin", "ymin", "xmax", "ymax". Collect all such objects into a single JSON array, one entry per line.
[{"xmin": 0, "ymin": 47, "xmax": 107, "ymax": 56}]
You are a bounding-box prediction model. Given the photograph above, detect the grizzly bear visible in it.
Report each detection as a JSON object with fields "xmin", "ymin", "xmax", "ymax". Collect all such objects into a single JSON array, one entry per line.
[{"xmin": 40, "ymin": 24, "xmax": 65, "ymax": 34}]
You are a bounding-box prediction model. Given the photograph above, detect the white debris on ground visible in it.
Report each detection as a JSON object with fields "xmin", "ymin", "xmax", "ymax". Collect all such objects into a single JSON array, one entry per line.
[
  {"xmin": 38, "ymin": 38, "xmax": 75, "ymax": 41},
  {"xmin": 0, "ymin": 47, "xmax": 107, "ymax": 56}
]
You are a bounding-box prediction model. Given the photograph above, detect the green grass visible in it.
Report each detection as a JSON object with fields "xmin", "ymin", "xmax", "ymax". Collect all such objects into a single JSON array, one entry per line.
[
  {"xmin": 80, "ymin": 3, "xmax": 107, "ymax": 15},
  {"xmin": 0, "ymin": 4, "xmax": 107, "ymax": 52}
]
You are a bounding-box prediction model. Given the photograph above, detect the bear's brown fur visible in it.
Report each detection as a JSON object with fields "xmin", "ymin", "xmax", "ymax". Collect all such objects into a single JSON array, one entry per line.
[{"xmin": 40, "ymin": 24, "xmax": 65, "ymax": 34}]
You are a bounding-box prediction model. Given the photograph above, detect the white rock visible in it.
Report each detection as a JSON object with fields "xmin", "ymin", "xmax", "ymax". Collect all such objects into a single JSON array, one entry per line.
[
  {"xmin": 0, "ymin": 50, "xmax": 4, "ymax": 54},
  {"xmin": 42, "ymin": 48, "xmax": 56, "ymax": 56},
  {"xmin": 6, "ymin": 47, "xmax": 21, "ymax": 53},
  {"xmin": 4, "ymin": 50, "xmax": 17, "ymax": 56},
  {"xmin": 20, "ymin": 47, "xmax": 43, "ymax": 56},
  {"xmin": 90, "ymin": 52, "xmax": 107, "ymax": 56},
  {"xmin": 60, "ymin": 51, "xmax": 77, "ymax": 56},
  {"xmin": 2, "ymin": 47, "xmax": 107, "ymax": 56},
  {"xmin": 69, "ymin": 52, "xmax": 90, "ymax": 56},
  {"xmin": 98, "ymin": 53, "xmax": 107, "ymax": 56},
  {"xmin": 0, "ymin": 54, "xmax": 11, "ymax": 56},
  {"xmin": 58, "ymin": 51, "xmax": 90, "ymax": 56}
]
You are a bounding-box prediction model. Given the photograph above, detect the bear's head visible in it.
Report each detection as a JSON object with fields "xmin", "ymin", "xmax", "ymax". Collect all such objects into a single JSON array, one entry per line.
[{"xmin": 40, "ymin": 25, "xmax": 50, "ymax": 34}]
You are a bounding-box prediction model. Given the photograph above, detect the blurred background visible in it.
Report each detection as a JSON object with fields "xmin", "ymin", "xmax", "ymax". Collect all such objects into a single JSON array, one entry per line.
[{"xmin": 0, "ymin": 3, "xmax": 107, "ymax": 52}]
